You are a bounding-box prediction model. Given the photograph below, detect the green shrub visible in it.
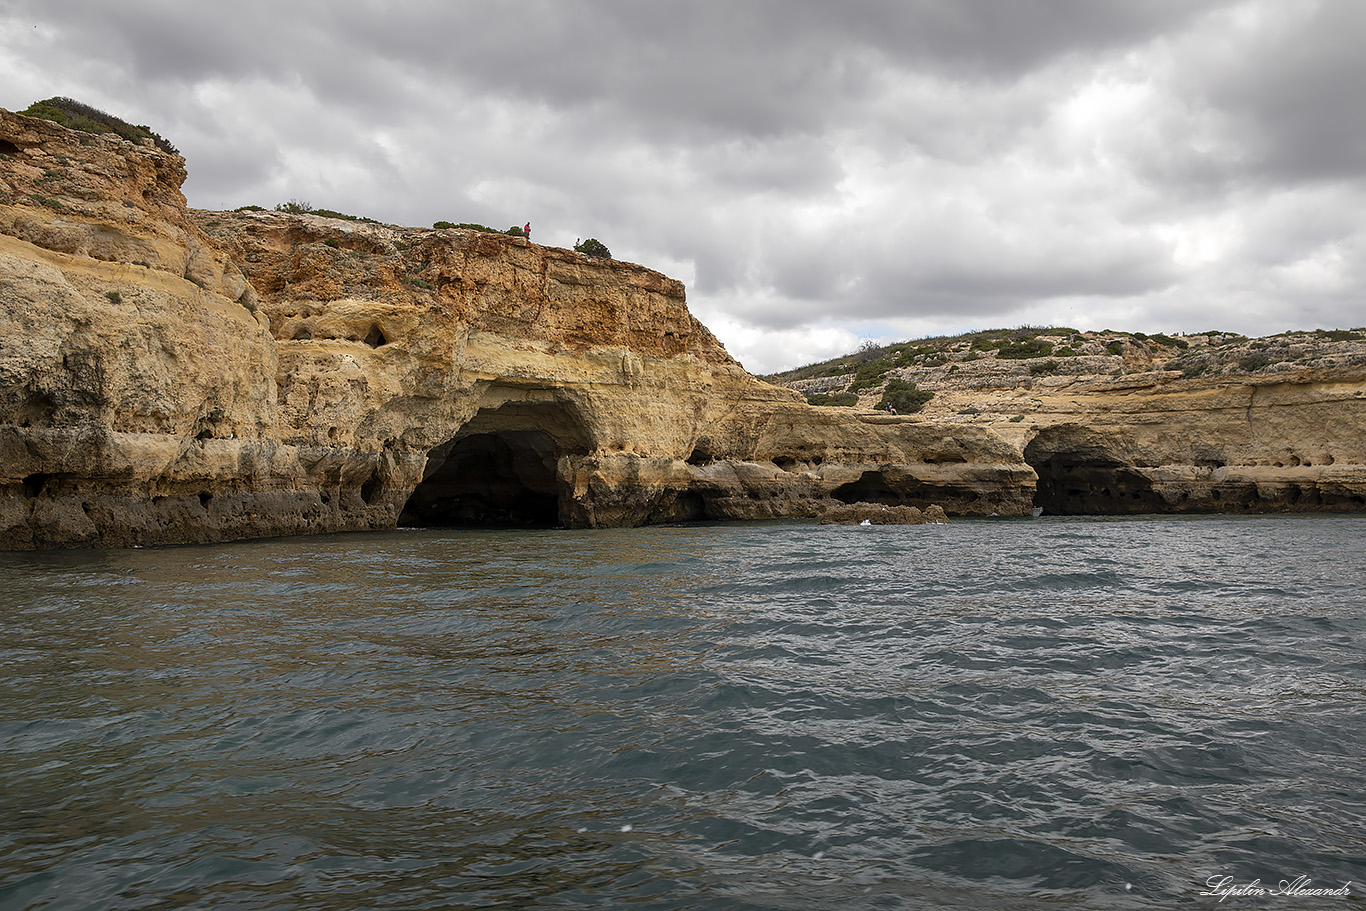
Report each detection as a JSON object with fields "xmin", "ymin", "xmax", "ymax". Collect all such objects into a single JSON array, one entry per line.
[
  {"xmin": 235, "ymin": 205, "xmax": 265, "ymax": 212},
  {"xmin": 275, "ymin": 199, "xmax": 314, "ymax": 215},
  {"xmin": 506, "ymin": 226, "xmax": 525, "ymax": 236},
  {"xmin": 806, "ymin": 392, "xmax": 858, "ymax": 407},
  {"xmin": 849, "ymin": 359, "xmax": 893, "ymax": 391},
  {"xmin": 435, "ymin": 221, "xmax": 501, "ymax": 233},
  {"xmin": 1172, "ymin": 358, "xmax": 1209, "ymax": 377},
  {"xmin": 1028, "ymin": 359, "xmax": 1059, "ymax": 376},
  {"xmin": 1148, "ymin": 332, "xmax": 1189, "ymax": 349},
  {"xmin": 574, "ymin": 237, "xmax": 611, "ymax": 259},
  {"xmin": 1054, "ymin": 346, "xmax": 1076, "ymax": 357},
  {"xmin": 21, "ymin": 96, "xmax": 178, "ymax": 155},
  {"xmin": 323, "ymin": 238, "xmax": 340, "ymax": 248},
  {"xmin": 1238, "ymin": 353, "xmax": 1281, "ymax": 371},
  {"xmin": 996, "ymin": 338, "xmax": 1054, "ymax": 359},
  {"xmin": 104, "ymin": 290, "xmax": 121, "ymax": 304},
  {"xmin": 272, "ymin": 200, "xmax": 378, "ymax": 223},
  {"xmin": 1106, "ymin": 340, "xmax": 1125, "ymax": 355},
  {"xmin": 876, "ymin": 378, "xmax": 934, "ymax": 414},
  {"xmin": 1312, "ymin": 328, "xmax": 1364, "ymax": 341}
]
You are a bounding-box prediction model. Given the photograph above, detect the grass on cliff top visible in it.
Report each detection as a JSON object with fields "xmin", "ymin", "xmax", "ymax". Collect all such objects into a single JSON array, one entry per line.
[
  {"xmin": 21, "ymin": 97, "xmax": 178, "ymax": 155},
  {"xmin": 763, "ymin": 326, "xmax": 1082, "ymax": 382},
  {"xmin": 766, "ymin": 326, "xmax": 1366, "ymax": 385}
]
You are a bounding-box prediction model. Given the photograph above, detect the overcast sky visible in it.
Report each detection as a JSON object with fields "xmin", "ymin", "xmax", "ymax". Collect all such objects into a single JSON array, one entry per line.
[{"xmin": 3, "ymin": 1, "xmax": 1364, "ymax": 373}]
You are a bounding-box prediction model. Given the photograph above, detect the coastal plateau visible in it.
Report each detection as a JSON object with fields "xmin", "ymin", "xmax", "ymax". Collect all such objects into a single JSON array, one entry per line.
[{"xmin": 2, "ymin": 106, "xmax": 1363, "ymax": 549}]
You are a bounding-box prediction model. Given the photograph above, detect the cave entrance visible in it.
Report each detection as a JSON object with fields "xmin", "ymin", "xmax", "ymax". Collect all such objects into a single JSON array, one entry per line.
[
  {"xmin": 399, "ymin": 398, "xmax": 591, "ymax": 528},
  {"xmin": 1024, "ymin": 427, "xmax": 1162, "ymax": 515},
  {"xmin": 832, "ymin": 469, "xmax": 953, "ymax": 510},
  {"xmin": 834, "ymin": 470, "xmax": 900, "ymax": 505}
]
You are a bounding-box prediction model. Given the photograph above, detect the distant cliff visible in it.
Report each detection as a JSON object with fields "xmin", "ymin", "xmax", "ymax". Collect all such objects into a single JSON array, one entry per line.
[
  {"xmin": 775, "ymin": 328, "xmax": 1366, "ymax": 514},
  {"xmin": 2, "ymin": 107, "xmax": 1363, "ymax": 549}
]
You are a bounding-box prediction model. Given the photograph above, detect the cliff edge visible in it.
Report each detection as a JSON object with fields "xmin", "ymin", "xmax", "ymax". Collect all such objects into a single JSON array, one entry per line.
[
  {"xmin": 3, "ymin": 107, "xmax": 1362, "ymax": 549},
  {"xmin": 2, "ymin": 108, "xmax": 1034, "ymax": 548}
]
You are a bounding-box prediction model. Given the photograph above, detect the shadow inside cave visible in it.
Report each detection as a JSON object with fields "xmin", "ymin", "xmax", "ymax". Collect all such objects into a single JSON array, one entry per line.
[
  {"xmin": 1024, "ymin": 426, "xmax": 1164, "ymax": 515},
  {"xmin": 398, "ymin": 398, "xmax": 590, "ymax": 528}
]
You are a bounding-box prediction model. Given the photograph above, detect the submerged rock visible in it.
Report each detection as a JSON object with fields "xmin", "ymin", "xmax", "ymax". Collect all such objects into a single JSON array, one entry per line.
[{"xmin": 820, "ymin": 502, "xmax": 950, "ymax": 525}]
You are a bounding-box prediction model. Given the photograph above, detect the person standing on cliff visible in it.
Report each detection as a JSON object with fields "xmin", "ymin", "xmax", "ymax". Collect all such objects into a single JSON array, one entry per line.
[{"xmin": 524, "ymin": 222, "xmax": 531, "ymax": 242}]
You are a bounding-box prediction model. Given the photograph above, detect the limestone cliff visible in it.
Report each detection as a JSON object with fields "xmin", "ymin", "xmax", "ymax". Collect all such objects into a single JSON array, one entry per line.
[
  {"xmin": 3, "ymin": 107, "xmax": 1362, "ymax": 550},
  {"xmin": 1, "ymin": 108, "xmax": 1029, "ymax": 549},
  {"xmin": 778, "ymin": 328, "xmax": 1366, "ymax": 515}
]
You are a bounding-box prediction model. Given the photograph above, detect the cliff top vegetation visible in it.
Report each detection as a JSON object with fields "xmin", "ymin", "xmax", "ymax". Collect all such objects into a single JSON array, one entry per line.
[
  {"xmin": 768, "ymin": 326, "xmax": 1366, "ymax": 411},
  {"xmin": 19, "ymin": 97, "xmax": 178, "ymax": 156}
]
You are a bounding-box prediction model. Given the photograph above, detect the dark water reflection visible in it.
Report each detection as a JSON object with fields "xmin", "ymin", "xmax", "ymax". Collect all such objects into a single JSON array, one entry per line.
[{"xmin": 2, "ymin": 516, "xmax": 1364, "ymax": 909}]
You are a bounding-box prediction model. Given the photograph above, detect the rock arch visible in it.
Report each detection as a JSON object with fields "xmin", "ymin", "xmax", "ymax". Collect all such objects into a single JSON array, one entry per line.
[{"xmin": 398, "ymin": 395, "xmax": 593, "ymax": 528}]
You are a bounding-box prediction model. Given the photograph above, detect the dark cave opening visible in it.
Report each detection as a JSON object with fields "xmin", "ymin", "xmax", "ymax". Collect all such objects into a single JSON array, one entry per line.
[
  {"xmin": 399, "ymin": 430, "xmax": 561, "ymax": 528},
  {"xmin": 831, "ymin": 470, "xmax": 951, "ymax": 511},
  {"xmin": 1024, "ymin": 430, "xmax": 1163, "ymax": 515},
  {"xmin": 399, "ymin": 398, "xmax": 592, "ymax": 529},
  {"xmin": 833, "ymin": 470, "xmax": 898, "ymax": 505}
]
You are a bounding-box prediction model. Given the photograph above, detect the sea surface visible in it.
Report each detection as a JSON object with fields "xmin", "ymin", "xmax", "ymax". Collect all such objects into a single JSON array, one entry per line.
[{"xmin": 1, "ymin": 515, "xmax": 1363, "ymax": 910}]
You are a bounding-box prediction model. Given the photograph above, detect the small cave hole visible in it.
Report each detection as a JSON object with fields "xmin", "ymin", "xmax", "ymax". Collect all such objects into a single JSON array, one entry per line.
[
  {"xmin": 292, "ymin": 328, "xmax": 313, "ymax": 341},
  {"xmin": 687, "ymin": 441, "xmax": 715, "ymax": 466},
  {"xmin": 360, "ymin": 473, "xmax": 383, "ymax": 506},
  {"xmin": 198, "ymin": 491, "xmax": 213, "ymax": 508},
  {"xmin": 0, "ymin": 139, "xmax": 20, "ymax": 155},
  {"xmin": 363, "ymin": 324, "xmax": 389, "ymax": 348},
  {"xmin": 22, "ymin": 473, "xmax": 50, "ymax": 498}
]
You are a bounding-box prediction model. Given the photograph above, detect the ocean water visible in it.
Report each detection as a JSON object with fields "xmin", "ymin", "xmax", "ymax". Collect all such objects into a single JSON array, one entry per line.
[{"xmin": 1, "ymin": 515, "xmax": 1363, "ymax": 910}]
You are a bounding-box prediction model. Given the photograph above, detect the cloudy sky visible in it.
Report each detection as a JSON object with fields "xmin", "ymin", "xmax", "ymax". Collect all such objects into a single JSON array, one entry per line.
[{"xmin": 3, "ymin": 1, "xmax": 1364, "ymax": 373}]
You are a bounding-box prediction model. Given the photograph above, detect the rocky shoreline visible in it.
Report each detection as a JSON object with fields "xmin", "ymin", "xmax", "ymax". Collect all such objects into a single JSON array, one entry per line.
[{"xmin": 2, "ymin": 106, "xmax": 1364, "ymax": 550}]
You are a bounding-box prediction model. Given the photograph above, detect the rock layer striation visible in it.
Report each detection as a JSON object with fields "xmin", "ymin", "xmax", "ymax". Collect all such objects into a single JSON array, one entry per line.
[
  {"xmin": 2, "ymin": 108, "xmax": 1362, "ymax": 549},
  {"xmin": 1, "ymin": 109, "xmax": 1030, "ymax": 548}
]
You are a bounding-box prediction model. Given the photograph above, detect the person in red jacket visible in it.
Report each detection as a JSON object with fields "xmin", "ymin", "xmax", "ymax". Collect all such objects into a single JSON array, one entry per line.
[{"xmin": 523, "ymin": 222, "xmax": 531, "ymax": 241}]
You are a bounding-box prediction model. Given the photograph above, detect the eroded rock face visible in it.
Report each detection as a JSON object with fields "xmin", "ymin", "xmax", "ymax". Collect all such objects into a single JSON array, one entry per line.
[
  {"xmin": 1, "ymin": 108, "xmax": 1031, "ymax": 549},
  {"xmin": 782, "ymin": 330, "xmax": 1366, "ymax": 515},
  {"xmin": 5, "ymin": 106, "xmax": 1361, "ymax": 549}
]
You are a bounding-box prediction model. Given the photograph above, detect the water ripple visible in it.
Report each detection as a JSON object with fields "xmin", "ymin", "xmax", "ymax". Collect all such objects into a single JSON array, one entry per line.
[{"xmin": 2, "ymin": 515, "xmax": 1364, "ymax": 909}]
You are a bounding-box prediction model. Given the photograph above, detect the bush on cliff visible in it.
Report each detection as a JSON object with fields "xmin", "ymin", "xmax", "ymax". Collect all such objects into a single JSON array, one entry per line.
[
  {"xmin": 21, "ymin": 96, "xmax": 179, "ymax": 155},
  {"xmin": 435, "ymin": 221, "xmax": 502, "ymax": 233},
  {"xmin": 996, "ymin": 337, "xmax": 1054, "ymax": 359},
  {"xmin": 275, "ymin": 200, "xmax": 378, "ymax": 224},
  {"xmin": 807, "ymin": 392, "xmax": 858, "ymax": 406},
  {"xmin": 849, "ymin": 359, "xmax": 894, "ymax": 391},
  {"xmin": 877, "ymin": 378, "xmax": 933, "ymax": 413},
  {"xmin": 575, "ymin": 238, "xmax": 611, "ymax": 259}
]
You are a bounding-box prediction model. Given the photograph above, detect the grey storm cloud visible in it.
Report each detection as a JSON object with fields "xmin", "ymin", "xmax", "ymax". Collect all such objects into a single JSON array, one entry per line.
[{"xmin": 2, "ymin": 0, "xmax": 1365, "ymax": 372}]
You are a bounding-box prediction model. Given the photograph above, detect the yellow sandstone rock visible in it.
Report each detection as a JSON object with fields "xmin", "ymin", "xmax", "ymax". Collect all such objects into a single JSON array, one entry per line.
[{"xmin": 2, "ymin": 106, "xmax": 1362, "ymax": 549}]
